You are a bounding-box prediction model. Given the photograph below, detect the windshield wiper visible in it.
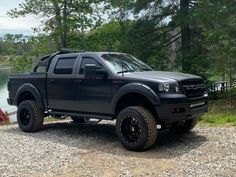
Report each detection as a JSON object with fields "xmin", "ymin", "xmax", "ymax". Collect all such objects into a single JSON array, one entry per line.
[{"xmin": 117, "ymin": 69, "xmax": 136, "ymax": 74}]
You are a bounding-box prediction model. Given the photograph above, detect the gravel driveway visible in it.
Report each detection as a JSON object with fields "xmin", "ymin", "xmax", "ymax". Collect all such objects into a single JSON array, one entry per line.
[{"xmin": 0, "ymin": 120, "xmax": 235, "ymax": 177}]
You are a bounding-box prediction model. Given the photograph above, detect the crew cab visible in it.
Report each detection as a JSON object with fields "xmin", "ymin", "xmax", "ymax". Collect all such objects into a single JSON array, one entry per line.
[{"xmin": 7, "ymin": 49, "xmax": 208, "ymax": 151}]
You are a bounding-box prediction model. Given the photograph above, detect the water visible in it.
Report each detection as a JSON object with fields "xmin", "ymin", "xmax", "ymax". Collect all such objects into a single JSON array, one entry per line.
[{"xmin": 0, "ymin": 65, "xmax": 17, "ymax": 122}]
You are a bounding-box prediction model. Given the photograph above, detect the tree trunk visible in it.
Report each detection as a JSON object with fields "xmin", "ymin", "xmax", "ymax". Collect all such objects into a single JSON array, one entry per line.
[
  {"xmin": 180, "ymin": 0, "xmax": 190, "ymax": 73},
  {"xmin": 229, "ymin": 60, "xmax": 232, "ymax": 108},
  {"xmin": 52, "ymin": 0, "xmax": 63, "ymax": 49},
  {"xmin": 229, "ymin": 49, "xmax": 232, "ymax": 108},
  {"xmin": 62, "ymin": 0, "xmax": 68, "ymax": 48}
]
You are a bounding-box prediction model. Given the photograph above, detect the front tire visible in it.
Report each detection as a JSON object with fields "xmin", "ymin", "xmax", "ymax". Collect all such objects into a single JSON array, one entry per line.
[
  {"xmin": 170, "ymin": 118, "xmax": 198, "ymax": 133},
  {"xmin": 17, "ymin": 100, "xmax": 44, "ymax": 132},
  {"xmin": 116, "ymin": 106, "xmax": 158, "ymax": 151}
]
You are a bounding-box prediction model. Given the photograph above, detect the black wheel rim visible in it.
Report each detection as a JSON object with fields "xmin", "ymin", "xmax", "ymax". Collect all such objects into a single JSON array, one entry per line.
[
  {"xmin": 19, "ymin": 108, "xmax": 31, "ymax": 126},
  {"xmin": 121, "ymin": 116, "xmax": 141, "ymax": 144}
]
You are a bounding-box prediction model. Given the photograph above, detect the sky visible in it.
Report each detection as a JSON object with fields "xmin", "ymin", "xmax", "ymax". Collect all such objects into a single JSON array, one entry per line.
[{"xmin": 0, "ymin": 0, "xmax": 40, "ymax": 36}]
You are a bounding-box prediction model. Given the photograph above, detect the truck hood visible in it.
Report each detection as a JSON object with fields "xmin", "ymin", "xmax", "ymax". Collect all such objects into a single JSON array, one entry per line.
[{"xmin": 124, "ymin": 71, "xmax": 201, "ymax": 83}]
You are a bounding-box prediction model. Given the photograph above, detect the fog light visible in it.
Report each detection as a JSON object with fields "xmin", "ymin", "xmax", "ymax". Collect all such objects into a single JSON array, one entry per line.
[{"xmin": 204, "ymin": 92, "xmax": 208, "ymax": 97}]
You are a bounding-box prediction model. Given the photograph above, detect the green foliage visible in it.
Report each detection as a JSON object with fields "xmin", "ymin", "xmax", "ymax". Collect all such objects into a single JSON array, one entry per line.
[
  {"xmin": 7, "ymin": 0, "xmax": 105, "ymax": 48},
  {"xmin": 11, "ymin": 55, "xmax": 33, "ymax": 73},
  {"xmin": 0, "ymin": 56, "xmax": 14, "ymax": 65},
  {"xmin": 200, "ymin": 105, "xmax": 236, "ymax": 126},
  {"xmin": 199, "ymin": 98, "xmax": 236, "ymax": 126},
  {"xmin": 68, "ymin": 21, "xmax": 128, "ymax": 51},
  {"xmin": 191, "ymin": 0, "xmax": 236, "ymax": 83},
  {"xmin": 0, "ymin": 33, "xmax": 57, "ymax": 72},
  {"xmin": 104, "ymin": 0, "xmax": 236, "ymax": 83},
  {"xmin": 67, "ymin": 20, "xmax": 171, "ymax": 70},
  {"xmin": 200, "ymin": 113, "xmax": 236, "ymax": 126}
]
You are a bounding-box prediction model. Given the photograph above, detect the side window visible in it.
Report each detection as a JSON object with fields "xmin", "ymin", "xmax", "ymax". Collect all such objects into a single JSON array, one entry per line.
[
  {"xmin": 79, "ymin": 57, "xmax": 101, "ymax": 74},
  {"xmin": 36, "ymin": 66, "xmax": 46, "ymax": 73},
  {"xmin": 54, "ymin": 58, "xmax": 76, "ymax": 74}
]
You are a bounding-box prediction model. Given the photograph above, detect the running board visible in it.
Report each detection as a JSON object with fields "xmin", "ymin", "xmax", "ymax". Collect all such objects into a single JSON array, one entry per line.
[{"xmin": 49, "ymin": 111, "xmax": 114, "ymax": 120}]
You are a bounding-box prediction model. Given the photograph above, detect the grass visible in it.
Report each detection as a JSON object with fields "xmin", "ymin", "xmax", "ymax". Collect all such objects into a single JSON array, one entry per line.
[
  {"xmin": 0, "ymin": 123, "xmax": 9, "ymax": 126},
  {"xmin": 44, "ymin": 117, "xmax": 67, "ymax": 123},
  {"xmin": 200, "ymin": 113, "xmax": 236, "ymax": 126},
  {"xmin": 0, "ymin": 121, "xmax": 11, "ymax": 126},
  {"xmin": 199, "ymin": 99, "xmax": 236, "ymax": 126}
]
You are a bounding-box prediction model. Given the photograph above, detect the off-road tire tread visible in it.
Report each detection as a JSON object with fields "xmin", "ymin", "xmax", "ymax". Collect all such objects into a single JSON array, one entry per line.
[
  {"xmin": 131, "ymin": 106, "xmax": 157, "ymax": 150},
  {"xmin": 17, "ymin": 100, "xmax": 44, "ymax": 132},
  {"xmin": 116, "ymin": 106, "xmax": 157, "ymax": 151}
]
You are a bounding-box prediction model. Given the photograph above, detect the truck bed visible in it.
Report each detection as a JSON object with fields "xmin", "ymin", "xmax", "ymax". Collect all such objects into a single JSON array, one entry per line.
[{"xmin": 8, "ymin": 72, "xmax": 47, "ymax": 106}]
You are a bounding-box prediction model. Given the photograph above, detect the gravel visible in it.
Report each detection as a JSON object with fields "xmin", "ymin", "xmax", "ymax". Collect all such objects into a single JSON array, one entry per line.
[{"xmin": 0, "ymin": 120, "xmax": 235, "ymax": 177}]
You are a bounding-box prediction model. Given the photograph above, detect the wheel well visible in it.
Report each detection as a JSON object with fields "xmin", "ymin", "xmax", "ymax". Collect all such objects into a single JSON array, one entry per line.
[
  {"xmin": 17, "ymin": 91, "xmax": 36, "ymax": 106},
  {"xmin": 115, "ymin": 93, "xmax": 158, "ymax": 120}
]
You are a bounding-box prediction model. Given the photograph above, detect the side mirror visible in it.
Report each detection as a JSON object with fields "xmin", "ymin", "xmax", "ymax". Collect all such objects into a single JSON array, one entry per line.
[{"xmin": 84, "ymin": 64, "xmax": 96, "ymax": 79}]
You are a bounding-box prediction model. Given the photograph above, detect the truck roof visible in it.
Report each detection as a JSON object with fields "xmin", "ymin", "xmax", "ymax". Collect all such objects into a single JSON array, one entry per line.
[
  {"xmin": 59, "ymin": 51, "xmax": 127, "ymax": 56},
  {"xmin": 34, "ymin": 49, "xmax": 127, "ymax": 72},
  {"xmin": 39, "ymin": 49, "xmax": 127, "ymax": 61}
]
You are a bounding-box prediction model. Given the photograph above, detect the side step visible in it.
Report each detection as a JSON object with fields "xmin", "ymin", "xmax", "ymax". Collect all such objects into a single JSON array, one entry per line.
[{"xmin": 49, "ymin": 111, "xmax": 114, "ymax": 120}]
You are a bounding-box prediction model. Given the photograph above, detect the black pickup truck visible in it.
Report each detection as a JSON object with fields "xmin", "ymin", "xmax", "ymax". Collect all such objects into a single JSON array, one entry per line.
[{"xmin": 7, "ymin": 49, "xmax": 208, "ymax": 151}]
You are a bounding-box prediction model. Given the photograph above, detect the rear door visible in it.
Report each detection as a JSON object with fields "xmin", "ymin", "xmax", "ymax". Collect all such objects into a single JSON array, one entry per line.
[{"xmin": 47, "ymin": 54, "xmax": 80, "ymax": 111}]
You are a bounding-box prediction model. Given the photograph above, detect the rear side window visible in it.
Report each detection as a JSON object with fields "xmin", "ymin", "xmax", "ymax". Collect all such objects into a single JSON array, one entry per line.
[
  {"xmin": 54, "ymin": 58, "xmax": 76, "ymax": 74},
  {"xmin": 35, "ymin": 66, "xmax": 46, "ymax": 73},
  {"xmin": 79, "ymin": 57, "xmax": 101, "ymax": 74}
]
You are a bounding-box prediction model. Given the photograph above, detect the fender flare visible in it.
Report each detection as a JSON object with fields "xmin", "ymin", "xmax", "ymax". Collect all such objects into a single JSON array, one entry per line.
[
  {"xmin": 16, "ymin": 83, "xmax": 44, "ymax": 108},
  {"xmin": 111, "ymin": 83, "xmax": 160, "ymax": 114}
]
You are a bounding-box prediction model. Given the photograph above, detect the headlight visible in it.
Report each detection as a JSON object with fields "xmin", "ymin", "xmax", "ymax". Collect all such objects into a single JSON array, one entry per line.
[
  {"xmin": 163, "ymin": 83, "xmax": 170, "ymax": 92},
  {"xmin": 159, "ymin": 83, "xmax": 181, "ymax": 93}
]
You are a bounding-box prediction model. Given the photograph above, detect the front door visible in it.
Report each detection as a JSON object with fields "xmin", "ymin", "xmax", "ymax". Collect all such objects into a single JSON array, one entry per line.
[{"xmin": 75, "ymin": 54, "xmax": 112, "ymax": 114}]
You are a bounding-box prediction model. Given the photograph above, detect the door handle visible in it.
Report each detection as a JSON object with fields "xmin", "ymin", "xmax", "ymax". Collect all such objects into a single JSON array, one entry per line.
[
  {"xmin": 48, "ymin": 79, "xmax": 56, "ymax": 85},
  {"xmin": 75, "ymin": 80, "xmax": 82, "ymax": 85}
]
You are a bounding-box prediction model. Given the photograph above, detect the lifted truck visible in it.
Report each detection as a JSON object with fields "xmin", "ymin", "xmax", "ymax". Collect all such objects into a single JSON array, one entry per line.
[{"xmin": 7, "ymin": 49, "xmax": 208, "ymax": 151}]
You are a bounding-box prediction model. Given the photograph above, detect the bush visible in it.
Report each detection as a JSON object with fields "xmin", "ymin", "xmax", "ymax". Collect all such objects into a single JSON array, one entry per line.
[
  {"xmin": 199, "ymin": 99, "xmax": 236, "ymax": 126},
  {"xmin": 11, "ymin": 55, "xmax": 32, "ymax": 73}
]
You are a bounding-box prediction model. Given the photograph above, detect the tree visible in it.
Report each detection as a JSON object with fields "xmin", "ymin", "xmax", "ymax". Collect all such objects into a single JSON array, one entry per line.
[
  {"xmin": 8, "ymin": 0, "xmax": 104, "ymax": 48},
  {"xmin": 193, "ymin": 0, "xmax": 236, "ymax": 106},
  {"xmin": 179, "ymin": 0, "xmax": 190, "ymax": 72},
  {"xmin": 106, "ymin": 0, "xmax": 191, "ymax": 71},
  {"xmin": 106, "ymin": 0, "xmax": 235, "ymax": 79}
]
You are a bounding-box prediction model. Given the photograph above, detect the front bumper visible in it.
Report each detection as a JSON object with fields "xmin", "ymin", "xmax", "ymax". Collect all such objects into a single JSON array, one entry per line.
[{"xmin": 157, "ymin": 94, "xmax": 208, "ymax": 123}]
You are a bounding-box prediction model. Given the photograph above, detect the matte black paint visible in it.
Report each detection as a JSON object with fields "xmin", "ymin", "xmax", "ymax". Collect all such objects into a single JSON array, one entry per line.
[{"xmin": 7, "ymin": 52, "xmax": 208, "ymax": 124}]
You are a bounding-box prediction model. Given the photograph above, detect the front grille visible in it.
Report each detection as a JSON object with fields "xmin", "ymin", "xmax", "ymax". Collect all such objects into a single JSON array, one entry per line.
[{"xmin": 180, "ymin": 79, "xmax": 205, "ymax": 98}]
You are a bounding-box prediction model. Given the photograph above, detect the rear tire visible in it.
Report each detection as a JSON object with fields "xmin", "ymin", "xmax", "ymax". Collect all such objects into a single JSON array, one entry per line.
[
  {"xmin": 17, "ymin": 100, "xmax": 44, "ymax": 132},
  {"xmin": 71, "ymin": 116, "xmax": 85, "ymax": 124},
  {"xmin": 170, "ymin": 118, "xmax": 198, "ymax": 133},
  {"xmin": 116, "ymin": 106, "xmax": 157, "ymax": 151}
]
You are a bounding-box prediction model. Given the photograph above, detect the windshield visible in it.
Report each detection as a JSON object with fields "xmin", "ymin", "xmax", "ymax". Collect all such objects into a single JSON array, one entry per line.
[{"xmin": 101, "ymin": 54, "xmax": 153, "ymax": 74}]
